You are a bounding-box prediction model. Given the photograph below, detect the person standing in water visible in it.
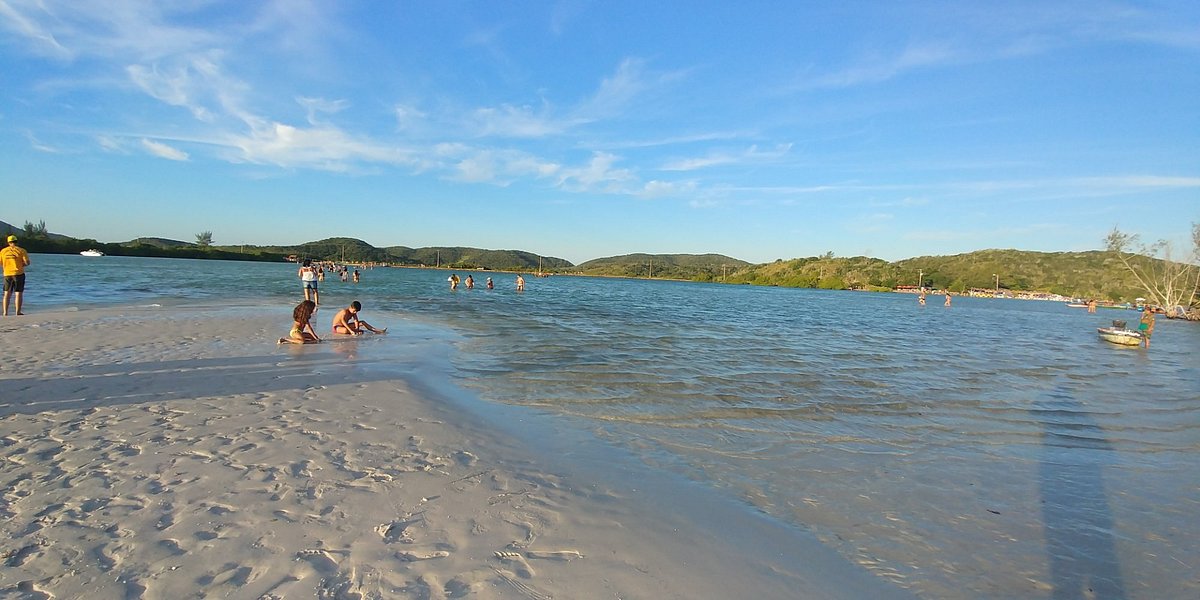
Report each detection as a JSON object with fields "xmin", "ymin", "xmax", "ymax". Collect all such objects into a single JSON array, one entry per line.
[
  {"xmin": 516, "ymin": 274, "xmax": 525, "ymax": 291},
  {"xmin": 465, "ymin": 274, "xmax": 474, "ymax": 289},
  {"xmin": 449, "ymin": 273, "xmax": 460, "ymax": 290},
  {"xmin": 486, "ymin": 277, "xmax": 494, "ymax": 290},
  {"xmin": 299, "ymin": 259, "xmax": 319, "ymax": 305},
  {"xmin": 1138, "ymin": 306, "xmax": 1156, "ymax": 349},
  {"xmin": 944, "ymin": 292, "xmax": 952, "ymax": 307}
]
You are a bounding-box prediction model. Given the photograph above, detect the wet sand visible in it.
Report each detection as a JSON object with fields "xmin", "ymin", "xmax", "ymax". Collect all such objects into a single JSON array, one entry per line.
[{"xmin": 0, "ymin": 303, "xmax": 910, "ymax": 599}]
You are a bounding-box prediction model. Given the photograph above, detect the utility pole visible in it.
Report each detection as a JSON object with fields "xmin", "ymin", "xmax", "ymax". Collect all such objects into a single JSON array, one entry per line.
[
  {"xmin": 993, "ymin": 273, "xmax": 999, "ymax": 296},
  {"xmin": 649, "ymin": 258, "xmax": 653, "ymax": 279},
  {"xmin": 918, "ymin": 269, "xmax": 924, "ymax": 289}
]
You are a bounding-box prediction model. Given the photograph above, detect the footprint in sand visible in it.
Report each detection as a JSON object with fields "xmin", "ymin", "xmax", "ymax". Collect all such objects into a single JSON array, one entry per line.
[
  {"xmin": 198, "ymin": 562, "xmax": 255, "ymax": 587},
  {"xmin": 297, "ymin": 549, "xmax": 339, "ymax": 574},
  {"xmin": 158, "ymin": 538, "xmax": 187, "ymax": 555},
  {"xmin": 397, "ymin": 550, "xmax": 451, "ymax": 562},
  {"xmin": 374, "ymin": 520, "xmax": 417, "ymax": 544},
  {"xmin": 10, "ymin": 581, "xmax": 53, "ymax": 599},
  {"xmin": 492, "ymin": 552, "xmax": 535, "ymax": 579},
  {"xmin": 291, "ymin": 459, "xmax": 319, "ymax": 478},
  {"xmin": 492, "ymin": 568, "xmax": 552, "ymax": 600},
  {"xmin": 4, "ymin": 538, "xmax": 49, "ymax": 567},
  {"xmin": 525, "ymin": 550, "xmax": 585, "ymax": 561}
]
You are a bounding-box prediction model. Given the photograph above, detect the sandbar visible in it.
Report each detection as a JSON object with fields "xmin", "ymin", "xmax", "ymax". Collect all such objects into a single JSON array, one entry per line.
[{"xmin": 0, "ymin": 303, "xmax": 911, "ymax": 599}]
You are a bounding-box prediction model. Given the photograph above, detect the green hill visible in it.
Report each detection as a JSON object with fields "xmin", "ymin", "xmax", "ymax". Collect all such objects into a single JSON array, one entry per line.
[
  {"xmin": 729, "ymin": 249, "xmax": 1149, "ymax": 301},
  {"xmin": 125, "ymin": 237, "xmax": 194, "ymax": 249},
  {"xmin": 576, "ymin": 253, "xmax": 749, "ymax": 281}
]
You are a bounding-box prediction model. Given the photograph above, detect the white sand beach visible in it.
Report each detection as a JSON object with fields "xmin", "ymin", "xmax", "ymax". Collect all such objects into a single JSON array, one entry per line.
[{"xmin": 0, "ymin": 303, "xmax": 909, "ymax": 599}]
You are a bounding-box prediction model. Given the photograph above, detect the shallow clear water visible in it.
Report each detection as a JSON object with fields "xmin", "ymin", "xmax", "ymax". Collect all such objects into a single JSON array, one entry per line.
[{"xmin": 29, "ymin": 254, "xmax": 1200, "ymax": 598}]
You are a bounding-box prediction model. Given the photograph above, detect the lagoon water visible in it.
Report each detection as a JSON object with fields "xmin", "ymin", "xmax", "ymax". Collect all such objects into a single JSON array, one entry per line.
[{"xmin": 30, "ymin": 254, "xmax": 1200, "ymax": 598}]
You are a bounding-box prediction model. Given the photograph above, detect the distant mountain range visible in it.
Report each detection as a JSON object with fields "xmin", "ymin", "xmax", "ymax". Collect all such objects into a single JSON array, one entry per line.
[{"xmin": 0, "ymin": 219, "xmax": 1172, "ymax": 301}]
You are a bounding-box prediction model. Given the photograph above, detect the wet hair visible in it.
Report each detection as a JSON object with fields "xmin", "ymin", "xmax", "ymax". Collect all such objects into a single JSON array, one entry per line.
[
  {"xmin": 294, "ymin": 300, "xmax": 316, "ymax": 323},
  {"xmin": 303, "ymin": 259, "xmax": 312, "ymax": 267},
  {"xmin": 350, "ymin": 301, "xmax": 361, "ymax": 311}
]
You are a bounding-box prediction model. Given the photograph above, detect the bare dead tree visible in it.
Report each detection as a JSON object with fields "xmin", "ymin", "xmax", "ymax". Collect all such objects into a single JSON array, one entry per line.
[{"xmin": 1105, "ymin": 223, "xmax": 1200, "ymax": 318}]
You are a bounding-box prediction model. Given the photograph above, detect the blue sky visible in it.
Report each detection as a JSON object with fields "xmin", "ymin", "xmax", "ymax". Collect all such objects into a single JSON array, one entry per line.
[{"xmin": 1, "ymin": 1, "xmax": 1197, "ymax": 265}]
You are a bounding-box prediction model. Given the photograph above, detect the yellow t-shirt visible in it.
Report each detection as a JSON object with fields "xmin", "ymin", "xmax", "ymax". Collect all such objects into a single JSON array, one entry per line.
[{"xmin": 1, "ymin": 245, "xmax": 30, "ymax": 276}]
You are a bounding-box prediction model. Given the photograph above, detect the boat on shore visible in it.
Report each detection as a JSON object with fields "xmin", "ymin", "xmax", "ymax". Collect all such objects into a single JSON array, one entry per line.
[
  {"xmin": 1097, "ymin": 326, "xmax": 1142, "ymax": 346},
  {"xmin": 80, "ymin": 249, "xmax": 105, "ymax": 257}
]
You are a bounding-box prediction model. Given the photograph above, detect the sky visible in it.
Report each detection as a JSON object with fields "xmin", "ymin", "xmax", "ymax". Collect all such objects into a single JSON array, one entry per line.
[{"xmin": 1, "ymin": 1, "xmax": 1198, "ymax": 265}]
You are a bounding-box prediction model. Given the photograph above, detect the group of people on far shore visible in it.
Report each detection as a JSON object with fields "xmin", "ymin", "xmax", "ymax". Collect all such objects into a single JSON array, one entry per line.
[{"xmin": 280, "ymin": 259, "xmax": 385, "ymax": 344}]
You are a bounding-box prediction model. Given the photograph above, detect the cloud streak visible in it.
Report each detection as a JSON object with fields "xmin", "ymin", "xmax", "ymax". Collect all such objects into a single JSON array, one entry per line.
[{"xmin": 141, "ymin": 138, "xmax": 188, "ymax": 161}]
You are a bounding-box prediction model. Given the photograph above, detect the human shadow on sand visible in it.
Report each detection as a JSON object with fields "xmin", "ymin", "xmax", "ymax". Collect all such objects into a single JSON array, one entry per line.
[{"xmin": 1034, "ymin": 386, "xmax": 1127, "ymax": 600}]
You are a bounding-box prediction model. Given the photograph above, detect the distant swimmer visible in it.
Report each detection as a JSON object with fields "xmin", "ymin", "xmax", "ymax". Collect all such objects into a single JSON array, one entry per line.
[
  {"xmin": 465, "ymin": 274, "xmax": 474, "ymax": 289},
  {"xmin": 332, "ymin": 300, "xmax": 386, "ymax": 336},
  {"xmin": 279, "ymin": 300, "xmax": 321, "ymax": 344},
  {"xmin": 353, "ymin": 268, "xmax": 360, "ymax": 283},
  {"xmin": 486, "ymin": 277, "xmax": 494, "ymax": 290},
  {"xmin": 449, "ymin": 273, "xmax": 460, "ymax": 290},
  {"xmin": 516, "ymin": 274, "xmax": 525, "ymax": 291},
  {"xmin": 918, "ymin": 288, "xmax": 926, "ymax": 306},
  {"xmin": 944, "ymin": 293, "xmax": 952, "ymax": 307}
]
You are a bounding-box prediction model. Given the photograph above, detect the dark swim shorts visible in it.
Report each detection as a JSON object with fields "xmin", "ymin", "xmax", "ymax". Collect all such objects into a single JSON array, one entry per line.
[
  {"xmin": 304, "ymin": 281, "xmax": 318, "ymax": 290},
  {"xmin": 3, "ymin": 274, "xmax": 25, "ymax": 293}
]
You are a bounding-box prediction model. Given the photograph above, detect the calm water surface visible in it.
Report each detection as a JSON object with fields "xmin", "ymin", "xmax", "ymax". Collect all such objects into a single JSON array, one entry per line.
[{"xmin": 29, "ymin": 255, "xmax": 1200, "ymax": 598}]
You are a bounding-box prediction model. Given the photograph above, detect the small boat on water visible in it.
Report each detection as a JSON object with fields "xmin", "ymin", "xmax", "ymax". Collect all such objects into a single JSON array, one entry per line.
[
  {"xmin": 1097, "ymin": 326, "xmax": 1142, "ymax": 346},
  {"xmin": 80, "ymin": 249, "xmax": 105, "ymax": 257}
]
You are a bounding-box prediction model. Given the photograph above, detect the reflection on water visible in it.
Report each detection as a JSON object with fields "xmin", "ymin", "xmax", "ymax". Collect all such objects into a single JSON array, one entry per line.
[{"xmin": 30, "ymin": 255, "xmax": 1200, "ymax": 598}]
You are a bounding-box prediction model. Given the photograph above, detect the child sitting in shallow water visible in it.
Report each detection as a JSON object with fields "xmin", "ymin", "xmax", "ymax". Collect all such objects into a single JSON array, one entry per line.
[{"xmin": 279, "ymin": 300, "xmax": 321, "ymax": 344}]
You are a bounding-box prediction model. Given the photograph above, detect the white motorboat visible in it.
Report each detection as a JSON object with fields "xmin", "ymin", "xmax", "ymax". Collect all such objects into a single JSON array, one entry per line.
[
  {"xmin": 80, "ymin": 249, "xmax": 105, "ymax": 257},
  {"xmin": 1097, "ymin": 326, "xmax": 1141, "ymax": 346}
]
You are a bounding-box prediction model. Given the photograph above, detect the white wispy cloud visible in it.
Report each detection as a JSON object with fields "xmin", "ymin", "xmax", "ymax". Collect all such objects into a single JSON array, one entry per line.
[
  {"xmin": 394, "ymin": 104, "xmax": 428, "ymax": 131},
  {"xmin": 642, "ymin": 179, "xmax": 697, "ymax": 198},
  {"xmin": 0, "ymin": 0, "xmax": 71, "ymax": 58},
  {"xmin": 141, "ymin": 138, "xmax": 188, "ymax": 161},
  {"xmin": 298, "ymin": 97, "xmax": 349, "ymax": 124},
  {"xmin": 221, "ymin": 122, "xmax": 415, "ymax": 172},
  {"xmin": 467, "ymin": 58, "xmax": 671, "ymax": 139},
  {"xmin": 659, "ymin": 143, "xmax": 793, "ymax": 172},
  {"xmin": 556, "ymin": 152, "xmax": 636, "ymax": 193},
  {"xmin": 24, "ymin": 130, "xmax": 59, "ymax": 153},
  {"xmin": 470, "ymin": 103, "xmax": 574, "ymax": 138},
  {"xmin": 807, "ymin": 43, "xmax": 960, "ymax": 89}
]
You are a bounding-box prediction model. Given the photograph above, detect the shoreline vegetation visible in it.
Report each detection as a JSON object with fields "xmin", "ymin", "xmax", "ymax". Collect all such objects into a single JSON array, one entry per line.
[{"xmin": 4, "ymin": 220, "xmax": 1197, "ymax": 314}]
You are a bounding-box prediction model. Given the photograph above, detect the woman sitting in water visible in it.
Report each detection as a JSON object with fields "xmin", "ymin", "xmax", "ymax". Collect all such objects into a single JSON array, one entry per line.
[{"xmin": 279, "ymin": 300, "xmax": 321, "ymax": 344}]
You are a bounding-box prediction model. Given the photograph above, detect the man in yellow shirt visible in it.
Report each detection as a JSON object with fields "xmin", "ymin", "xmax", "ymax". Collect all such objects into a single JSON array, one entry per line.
[{"xmin": 2, "ymin": 235, "xmax": 31, "ymax": 316}]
